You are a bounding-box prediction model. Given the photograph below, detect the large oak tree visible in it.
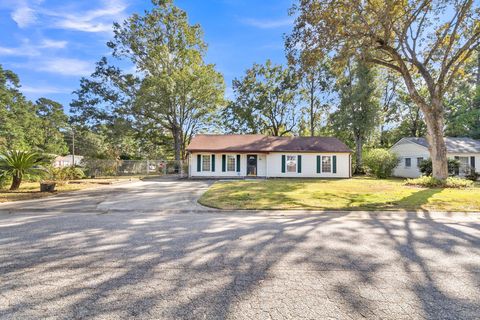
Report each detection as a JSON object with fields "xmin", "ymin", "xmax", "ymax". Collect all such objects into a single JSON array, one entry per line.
[{"xmin": 287, "ymin": 0, "xmax": 480, "ymax": 179}]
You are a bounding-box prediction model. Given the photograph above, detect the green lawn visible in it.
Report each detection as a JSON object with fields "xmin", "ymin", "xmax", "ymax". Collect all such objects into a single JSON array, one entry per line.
[{"xmin": 199, "ymin": 177, "xmax": 480, "ymax": 212}]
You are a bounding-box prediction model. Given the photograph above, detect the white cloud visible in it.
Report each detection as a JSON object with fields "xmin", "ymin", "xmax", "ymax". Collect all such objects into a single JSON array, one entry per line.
[
  {"xmin": 11, "ymin": 4, "xmax": 36, "ymax": 28},
  {"xmin": 39, "ymin": 39, "xmax": 68, "ymax": 49},
  {"xmin": 34, "ymin": 58, "xmax": 92, "ymax": 76},
  {"xmin": 21, "ymin": 84, "xmax": 70, "ymax": 94},
  {"xmin": 0, "ymin": 38, "xmax": 68, "ymax": 56},
  {"xmin": 240, "ymin": 17, "xmax": 293, "ymax": 29},
  {"xmin": 44, "ymin": 0, "xmax": 127, "ymax": 33}
]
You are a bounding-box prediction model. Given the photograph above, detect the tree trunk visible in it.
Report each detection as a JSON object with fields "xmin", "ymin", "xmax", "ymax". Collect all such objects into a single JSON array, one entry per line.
[
  {"xmin": 354, "ymin": 135, "xmax": 363, "ymax": 174},
  {"xmin": 310, "ymin": 82, "xmax": 315, "ymax": 137},
  {"xmin": 424, "ymin": 106, "xmax": 449, "ymax": 179},
  {"xmin": 10, "ymin": 175, "xmax": 21, "ymax": 191},
  {"xmin": 172, "ymin": 128, "xmax": 182, "ymax": 161}
]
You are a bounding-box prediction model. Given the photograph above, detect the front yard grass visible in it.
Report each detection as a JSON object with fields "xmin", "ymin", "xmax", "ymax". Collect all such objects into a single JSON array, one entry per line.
[{"xmin": 199, "ymin": 177, "xmax": 480, "ymax": 212}]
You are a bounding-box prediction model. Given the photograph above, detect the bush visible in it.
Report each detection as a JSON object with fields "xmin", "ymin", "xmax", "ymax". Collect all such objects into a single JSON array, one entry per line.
[
  {"xmin": 363, "ymin": 149, "xmax": 400, "ymax": 179},
  {"xmin": 465, "ymin": 167, "xmax": 480, "ymax": 181},
  {"xmin": 405, "ymin": 176, "xmax": 473, "ymax": 188},
  {"xmin": 48, "ymin": 166, "xmax": 85, "ymax": 181},
  {"xmin": 419, "ymin": 158, "xmax": 460, "ymax": 177}
]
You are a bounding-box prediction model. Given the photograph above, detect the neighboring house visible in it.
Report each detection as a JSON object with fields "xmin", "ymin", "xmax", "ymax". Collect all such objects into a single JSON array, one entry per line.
[
  {"xmin": 186, "ymin": 134, "xmax": 352, "ymax": 178},
  {"xmin": 53, "ymin": 155, "xmax": 84, "ymax": 168},
  {"xmin": 390, "ymin": 137, "xmax": 480, "ymax": 178}
]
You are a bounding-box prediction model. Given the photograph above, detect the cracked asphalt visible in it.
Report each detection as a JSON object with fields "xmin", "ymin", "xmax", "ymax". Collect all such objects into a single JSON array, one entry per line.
[{"xmin": 0, "ymin": 179, "xmax": 479, "ymax": 319}]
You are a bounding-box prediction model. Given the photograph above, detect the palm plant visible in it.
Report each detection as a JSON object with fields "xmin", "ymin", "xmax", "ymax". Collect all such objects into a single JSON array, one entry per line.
[{"xmin": 0, "ymin": 150, "xmax": 50, "ymax": 190}]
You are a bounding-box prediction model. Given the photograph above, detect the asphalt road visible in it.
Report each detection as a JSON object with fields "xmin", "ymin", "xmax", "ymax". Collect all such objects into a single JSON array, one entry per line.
[{"xmin": 0, "ymin": 179, "xmax": 479, "ymax": 319}]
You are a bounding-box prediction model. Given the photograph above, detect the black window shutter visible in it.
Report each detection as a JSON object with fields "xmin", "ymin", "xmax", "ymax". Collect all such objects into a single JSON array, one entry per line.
[
  {"xmin": 471, "ymin": 156, "xmax": 476, "ymax": 169},
  {"xmin": 222, "ymin": 155, "xmax": 226, "ymax": 172},
  {"xmin": 236, "ymin": 154, "xmax": 240, "ymax": 172},
  {"xmin": 211, "ymin": 154, "xmax": 215, "ymax": 172},
  {"xmin": 197, "ymin": 155, "xmax": 201, "ymax": 172},
  {"xmin": 281, "ymin": 155, "xmax": 286, "ymax": 173},
  {"xmin": 297, "ymin": 155, "xmax": 302, "ymax": 173},
  {"xmin": 333, "ymin": 155, "xmax": 337, "ymax": 173},
  {"xmin": 316, "ymin": 156, "xmax": 321, "ymax": 173},
  {"xmin": 454, "ymin": 156, "xmax": 460, "ymax": 175}
]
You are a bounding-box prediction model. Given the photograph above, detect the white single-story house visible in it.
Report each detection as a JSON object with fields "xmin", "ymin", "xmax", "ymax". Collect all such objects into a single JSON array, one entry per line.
[
  {"xmin": 390, "ymin": 137, "xmax": 480, "ymax": 178},
  {"xmin": 186, "ymin": 134, "xmax": 352, "ymax": 178},
  {"xmin": 53, "ymin": 155, "xmax": 84, "ymax": 168}
]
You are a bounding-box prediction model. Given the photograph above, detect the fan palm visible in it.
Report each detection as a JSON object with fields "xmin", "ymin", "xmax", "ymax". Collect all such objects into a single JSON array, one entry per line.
[{"xmin": 0, "ymin": 150, "xmax": 50, "ymax": 190}]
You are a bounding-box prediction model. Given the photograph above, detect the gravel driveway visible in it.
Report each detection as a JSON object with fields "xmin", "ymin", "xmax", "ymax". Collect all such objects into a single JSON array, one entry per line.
[{"xmin": 0, "ymin": 179, "xmax": 479, "ymax": 319}]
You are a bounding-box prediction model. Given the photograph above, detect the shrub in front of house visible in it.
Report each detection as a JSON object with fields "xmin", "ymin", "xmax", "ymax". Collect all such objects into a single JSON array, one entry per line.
[
  {"xmin": 465, "ymin": 167, "xmax": 480, "ymax": 181},
  {"xmin": 419, "ymin": 158, "xmax": 460, "ymax": 176},
  {"xmin": 363, "ymin": 149, "xmax": 400, "ymax": 179},
  {"xmin": 405, "ymin": 176, "xmax": 473, "ymax": 188}
]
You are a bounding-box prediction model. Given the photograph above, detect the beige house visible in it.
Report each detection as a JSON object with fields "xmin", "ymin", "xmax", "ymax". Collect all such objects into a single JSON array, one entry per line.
[
  {"xmin": 186, "ymin": 134, "xmax": 352, "ymax": 178},
  {"xmin": 390, "ymin": 137, "xmax": 480, "ymax": 178}
]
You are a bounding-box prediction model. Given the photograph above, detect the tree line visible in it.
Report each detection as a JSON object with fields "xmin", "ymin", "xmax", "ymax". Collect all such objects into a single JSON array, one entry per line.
[{"xmin": 1, "ymin": 0, "xmax": 479, "ymax": 179}]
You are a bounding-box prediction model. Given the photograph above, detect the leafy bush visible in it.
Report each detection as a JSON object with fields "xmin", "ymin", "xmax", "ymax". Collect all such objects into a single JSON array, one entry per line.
[
  {"xmin": 363, "ymin": 149, "xmax": 400, "ymax": 179},
  {"xmin": 48, "ymin": 166, "xmax": 85, "ymax": 181},
  {"xmin": 419, "ymin": 158, "xmax": 460, "ymax": 176},
  {"xmin": 0, "ymin": 173, "xmax": 8, "ymax": 189},
  {"xmin": 465, "ymin": 167, "xmax": 480, "ymax": 181},
  {"xmin": 0, "ymin": 150, "xmax": 51, "ymax": 190},
  {"xmin": 405, "ymin": 176, "xmax": 473, "ymax": 188}
]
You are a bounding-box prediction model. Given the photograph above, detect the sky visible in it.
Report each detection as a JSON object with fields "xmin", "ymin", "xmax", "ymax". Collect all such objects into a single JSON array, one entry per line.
[{"xmin": 0, "ymin": 0, "xmax": 294, "ymax": 113}]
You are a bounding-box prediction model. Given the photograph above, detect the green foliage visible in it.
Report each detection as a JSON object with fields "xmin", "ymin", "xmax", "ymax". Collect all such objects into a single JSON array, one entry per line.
[
  {"xmin": 222, "ymin": 60, "xmax": 298, "ymax": 136},
  {"xmin": 419, "ymin": 159, "xmax": 460, "ymax": 177},
  {"xmin": 363, "ymin": 149, "xmax": 399, "ymax": 179},
  {"xmin": 71, "ymin": 0, "xmax": 225, "ymax": 161},
  {"xmin": 465, "ymin": 168, "xmax": 480, "ymax": 182},
  {"xmin": 0, "ymin": 150, "xmax": 51, "ymax": 190},
  {"xmin": 0, "ymin": 65, "xmax": 69, "ymax": 155},
  {"xmin": 48, "ymin": 166, "xmax": 85, "ymax": 181},
  {"xmin": 330, "ymin": 59, "xmax": 380, "ymax": 173},
  {"xmin": 405, "ymin": 176, "xmax": 473, "ymax": 189}
]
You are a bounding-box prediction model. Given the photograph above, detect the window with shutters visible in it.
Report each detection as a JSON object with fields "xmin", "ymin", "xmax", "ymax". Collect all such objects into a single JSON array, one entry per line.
[
  {"xmin": 202, "ymin": 155, "xmax": 211, "ymax": 172},
  {"xmin": 286, "ymin": 155, "xmax": 297, "ymax": 173},
  {"xmin": 227, "ymin": 155, "xmax": 236, "ymax": 171},
  {"xmin": 322, "ymin": 156, "xmax": 332, "ymax": 173}
]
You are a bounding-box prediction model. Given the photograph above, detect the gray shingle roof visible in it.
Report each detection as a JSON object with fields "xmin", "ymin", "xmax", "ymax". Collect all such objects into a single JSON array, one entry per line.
[{"xmin": 405, "ymin": 137, "xmax": 480, "ymax": 153}]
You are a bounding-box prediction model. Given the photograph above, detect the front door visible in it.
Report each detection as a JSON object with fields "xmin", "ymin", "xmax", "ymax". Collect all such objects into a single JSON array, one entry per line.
[{"xmin": 247, "ymin": 155, "xmax": 257, "ymax": 176}]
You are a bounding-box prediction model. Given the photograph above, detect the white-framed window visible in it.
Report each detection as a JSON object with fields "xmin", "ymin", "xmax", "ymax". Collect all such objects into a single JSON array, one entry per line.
[
  {"xmin": 286, "ymin": 155, "xmax": 297, "ymax": 173},
  {"xmin": 227, "ymin": 155, "xmax": 236, "ymax": 172},
  {"xmin": 405, "ymin": 158, "xmax": 411, "ymax": 168},
  {"xmin": 202, "ymin": 155, "xmax": 211, "ymax": 172},
  {"xmin": 458, "ymin": 156, "xmax": 469, "ymax": 174},
  {"xmin": 322, "ymin": 156, "xmax": 332, "ymax": 173}
]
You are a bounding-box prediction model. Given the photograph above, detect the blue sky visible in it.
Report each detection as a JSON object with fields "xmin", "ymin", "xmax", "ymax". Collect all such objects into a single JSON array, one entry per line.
[{"xmin": 0, "ymin": 0, "xmax": 293, "ymax": 112}]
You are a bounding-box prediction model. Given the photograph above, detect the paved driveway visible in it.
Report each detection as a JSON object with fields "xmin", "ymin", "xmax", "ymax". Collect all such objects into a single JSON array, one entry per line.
[{"xmin": 0, "ymin": 179, "xmax": 479, "ymax": 319}]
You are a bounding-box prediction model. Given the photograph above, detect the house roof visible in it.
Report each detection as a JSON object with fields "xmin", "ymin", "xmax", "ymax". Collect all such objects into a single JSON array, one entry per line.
[
  {"xmin": 401, "ymin": 137, "xmax": 480, "ymax": 153},
  {"xmin": 186, "ymin": 134, "xmax": 352, "ymax": 153}
]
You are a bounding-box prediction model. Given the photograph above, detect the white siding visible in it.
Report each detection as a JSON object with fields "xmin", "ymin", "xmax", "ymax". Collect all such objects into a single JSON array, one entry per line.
[
  {"xmin": 189, "ymin": 153, "xmax": 246, "ymax": 178},
  {"xmin": 390, "ymin": 139, "xmax": 480, "ymax": 178},
  {"xmin": 390, "ymin": 140, "xmax": 429, "ymax": 178},
  {"xmin": 267, "ymin": 153, "xmax": 350, "ymax": 178},
  {"xmin": 448, "ymin": 153, "xmax": 480, "ymax": 175},
  {"xmin": 189, "ymin": 152, "xmax": 351, "ymax": 178}
]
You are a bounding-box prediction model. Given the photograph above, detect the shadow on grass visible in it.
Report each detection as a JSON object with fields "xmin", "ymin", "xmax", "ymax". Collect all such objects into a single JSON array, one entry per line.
[{"xmin": 203, "ymin": 179, "xmax": 450, "ymax": 212}]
